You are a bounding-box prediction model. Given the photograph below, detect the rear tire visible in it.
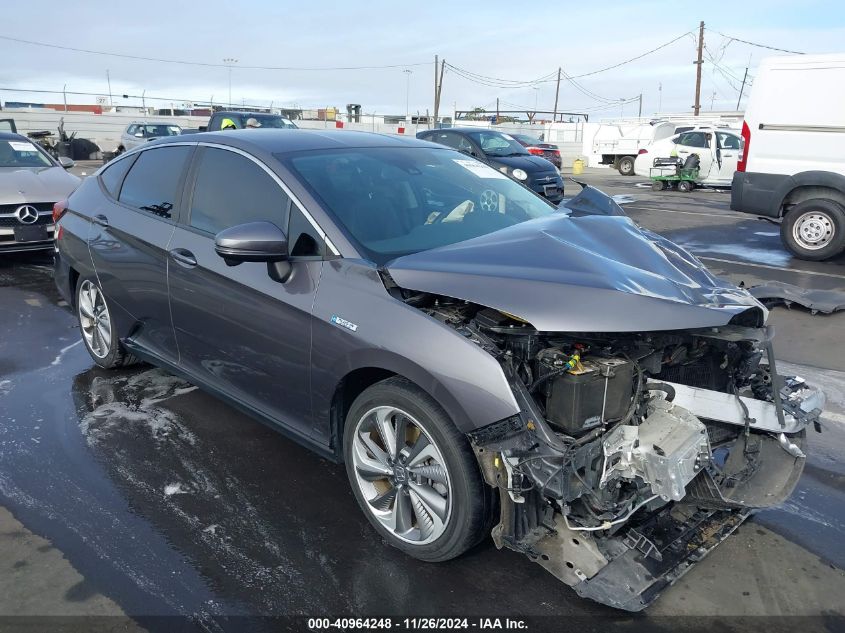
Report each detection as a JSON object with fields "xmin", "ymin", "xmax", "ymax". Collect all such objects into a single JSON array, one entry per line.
[
  {"xmin": 678, "ymin": 180, "xmax": 694, "ymax": 193},
  {"xmin": 76, "ymin": 276, "xmax": 137, "ymax": 369},
  {"xmin": 343, "ymin": 377, "xmax": 493, "ymax": 563},
  {"xmin": 781, "ymin": 199, "xmax": 845, "ymax": 261},
  {"xmin": 618, "ymin": 156, "xmax": 635, "ymax": 176}
]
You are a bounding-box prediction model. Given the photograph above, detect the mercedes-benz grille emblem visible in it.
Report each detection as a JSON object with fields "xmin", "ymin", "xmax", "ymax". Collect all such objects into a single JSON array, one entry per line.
[{"xmin": 15, "ymin": 205, "xmax": 39, "ymax": 225}]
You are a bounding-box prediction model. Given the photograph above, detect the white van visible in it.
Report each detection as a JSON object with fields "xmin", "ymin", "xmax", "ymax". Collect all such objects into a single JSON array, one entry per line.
[
  {"xmin": 634, "ymin": 127, "xmax": 741, "ymax": 186},
  {"xmin": 731, "ymin": 53, "xmax": 845, "ymax": 260}
]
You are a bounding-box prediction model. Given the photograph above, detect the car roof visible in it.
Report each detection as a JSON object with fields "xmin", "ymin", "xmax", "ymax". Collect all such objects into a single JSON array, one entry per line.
[
  {"xmin": 150, "ymin": 129, "xmax": 436, "ymax": 154},
  {"xmin": 215, "ymin": 111, "xmax": 287, "ymax": 117},
  {"xmin": 0, "ymin": 131, "xmax": 31, "ymax": 142},
  {"xmin": 425, "ymin": 127, "xmax": 510, "ymax": 135}
]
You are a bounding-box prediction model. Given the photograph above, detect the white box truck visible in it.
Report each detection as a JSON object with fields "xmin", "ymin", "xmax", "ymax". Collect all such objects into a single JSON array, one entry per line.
[{"xmin": 731, "ymin": 53, "xmax": 845, "ymax": 260}]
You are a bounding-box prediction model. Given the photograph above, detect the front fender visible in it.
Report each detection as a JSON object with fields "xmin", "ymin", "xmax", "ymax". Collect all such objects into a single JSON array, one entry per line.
[{"xmin": 310, "ymin": 259, "xmax": 520, "ymax": 439}]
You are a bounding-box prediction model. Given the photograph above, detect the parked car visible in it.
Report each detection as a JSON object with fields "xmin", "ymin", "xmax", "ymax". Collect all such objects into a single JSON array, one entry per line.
[
  {"xmin": 634, "ymin": 128, "xmax": 741, "ymax": 186},
  {"xmin": 54, "ymin": 130, "xmax": 821, "ymax": 612},
  {"xmin": 203, "ymin": 111, "xmax": 298, "ymax": 132},
  {"xmin": 731, "ymin": 53, "xmax": 845, "ymax": 260},
  {"xmin": 0, "ymin": 132, "xmax": 79, "ymax": 254},
  {"xmin": 510, "ymin": 133, "xmax": 562, "ymax": 168},
  {"xmin": 416, "ymin": 128, "xmax": 563, "ymax": 202},
  {"xmin": 117, "ymin": 122, "xmax": 182, "ymax": 154}
]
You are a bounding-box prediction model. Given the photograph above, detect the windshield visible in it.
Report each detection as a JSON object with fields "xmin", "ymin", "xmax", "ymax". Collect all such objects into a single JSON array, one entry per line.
[
  {"xmin": 239, "ymin": 114, "xmax": 297, "ymax": 129},
  {"xmin": 285, "ymin": 147, "xmax": 556, "ymax": 264},
  {"xmin": 466, "ymin": 131, "xmax": 529, "ymax": 157},
  {"xmin": 0, "ymin": 139, "xmax": 53, "ymax": 168},
  {"xmin": 144, "ymin": 124, "xmax": 181, "ymax": 137},
  {"xmin": 512, "ymin": 134, "xmax": 542, "ymax": 146}
]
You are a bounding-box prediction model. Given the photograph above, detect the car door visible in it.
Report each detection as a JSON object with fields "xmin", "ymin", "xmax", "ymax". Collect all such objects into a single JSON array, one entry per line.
[
  {"xmin": 714, "ymin": 131, "xmax": 741, "ymax": 185},
  {"xmin": 167, "ymin": 145, "xmax": 324, "ymax": 438},
  {"xmin": 673, "ymin": 131, "xmax": 714, "ymax": 180},
  {"xmin": 88, "ymin": 144, "xmax": 194, "ymax": 362}
]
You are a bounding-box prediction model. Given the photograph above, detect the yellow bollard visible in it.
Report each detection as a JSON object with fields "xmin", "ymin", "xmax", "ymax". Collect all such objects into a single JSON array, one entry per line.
[{"xmin": 572, "ymin": 158, "xmax": 584, "ymax": 175}]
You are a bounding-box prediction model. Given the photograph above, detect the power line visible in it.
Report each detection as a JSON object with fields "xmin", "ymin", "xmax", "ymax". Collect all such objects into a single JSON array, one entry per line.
[
  {"xmin": 568, "ymin": 31, "xmax": 694, "ymax": 78},
  {"xmin": 709, "ymin": 29, "xmax": 805, "ymax": 55},
  {"xmin": 0, "ymin": 34, "xmax": 430, "ymax": 71}
]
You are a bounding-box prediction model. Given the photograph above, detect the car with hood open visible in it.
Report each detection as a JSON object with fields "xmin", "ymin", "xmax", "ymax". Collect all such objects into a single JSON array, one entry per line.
[{"xmin": 53, "ymin": 129, "xmax": 823, "ymax": 611}]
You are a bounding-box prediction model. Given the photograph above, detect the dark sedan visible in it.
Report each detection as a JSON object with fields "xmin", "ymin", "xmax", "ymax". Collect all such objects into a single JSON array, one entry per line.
[
  {"xmin": 510, "ymin": 133, "xmax": 561, "ymax": 169},
  {"xmin": 416, "ymin": 128, "xmax": 563, "ymax": 202},
  {"xmin": 54, "ymin": 129, "xmax": 819, "ymax": 612}
]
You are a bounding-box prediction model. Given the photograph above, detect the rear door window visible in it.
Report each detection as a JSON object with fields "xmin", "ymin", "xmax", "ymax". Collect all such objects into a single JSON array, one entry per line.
[
  {"xmin": 99, "ymin": 154, "xmax": 137, "ymax": 198},
  {"xmin": 119, "ymin": 146, "xmax": 192, "ymax": 219},
  {"xmin": 188, "ymin": 147, "xmax": 290, "ymax": 235},
  {"xmin": 676, "ymin": 132, "xmax": 708, "ymax": 148}
]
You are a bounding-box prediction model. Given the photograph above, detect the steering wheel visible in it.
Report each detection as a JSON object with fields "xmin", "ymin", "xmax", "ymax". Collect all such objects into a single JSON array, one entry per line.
[{"xmin": 478, "ymin": 189, "xmax": 499, "ymax": 213}]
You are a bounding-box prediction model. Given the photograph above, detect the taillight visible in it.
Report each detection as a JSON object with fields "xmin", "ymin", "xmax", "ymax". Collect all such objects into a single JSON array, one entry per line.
[
  {"xmin": 737, "ymin": 121, "xmax": 751, "ymax": 172},
  {"xmin": 638, "ymin": 148, "xmax": 648, "ymax": 155},
  {"xmin": 527, "ymin": 147, "xmax": 544, "ymax": 156},
  {"xmin": 552, "ymin": 149, "xmax": 561, "ymax": 156},
  {"xmin": 52, "ymin": 199, "xmax": 68, "ymax": 223}
]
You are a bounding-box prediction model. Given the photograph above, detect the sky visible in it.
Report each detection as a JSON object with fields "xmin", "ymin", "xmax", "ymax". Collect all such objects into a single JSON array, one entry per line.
[{"xmin": 2, "ymin": 0, "xmax": 844, "ymax": 120}]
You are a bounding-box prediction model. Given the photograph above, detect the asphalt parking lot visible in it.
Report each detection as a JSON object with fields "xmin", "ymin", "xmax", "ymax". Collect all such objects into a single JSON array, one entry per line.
[{"xmin": 1, "ymin": 164, "xmax": 844, "ymax": 632}]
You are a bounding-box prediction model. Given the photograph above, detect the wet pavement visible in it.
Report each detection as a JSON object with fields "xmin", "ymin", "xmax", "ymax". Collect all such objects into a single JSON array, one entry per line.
[{"xmin": 2, "ymin": 174, "xmax": 845, "ymax": 632}]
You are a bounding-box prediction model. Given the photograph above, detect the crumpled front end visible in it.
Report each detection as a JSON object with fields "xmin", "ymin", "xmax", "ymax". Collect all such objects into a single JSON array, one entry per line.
[{"xmin": 416, "ymin": 298, "xmax": 822, "ymax": 611}]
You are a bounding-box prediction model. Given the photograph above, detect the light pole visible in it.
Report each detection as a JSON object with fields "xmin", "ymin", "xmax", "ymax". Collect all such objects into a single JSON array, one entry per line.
[
  {"xmin": 403, "ymin": 69, "xmax": 413, "ymax": 121},
  {"xmin": 533, "ymin": 86, "xmax": 539, "ymax": 111},
  {"xmin": 223, "ymin": 58, "xmax": 238, "ymax": 108}
]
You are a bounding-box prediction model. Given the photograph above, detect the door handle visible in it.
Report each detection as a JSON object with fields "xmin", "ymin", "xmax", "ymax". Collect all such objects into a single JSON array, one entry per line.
[
  {"xmin": 722, "ymin": 153, "xmax": 735, "ymax": 157},
  {"xmin": 169, "ymin": 248, "xmax": 197, "ymax": 267},
  {"xmin": 93, "ymin": 214, "xmax": 109, "ymax": 227}
]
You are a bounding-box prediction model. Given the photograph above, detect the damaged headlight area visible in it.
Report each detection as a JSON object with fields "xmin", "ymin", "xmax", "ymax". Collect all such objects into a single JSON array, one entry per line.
[{"xmin": 419, "ymin": 297, "xmax": 824, "ymax": 611}]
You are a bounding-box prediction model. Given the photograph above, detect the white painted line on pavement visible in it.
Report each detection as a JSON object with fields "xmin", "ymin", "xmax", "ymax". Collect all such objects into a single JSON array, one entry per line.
[{"xmin": 698, "ymin": 256, "xmax": 845, "ymax": 280}]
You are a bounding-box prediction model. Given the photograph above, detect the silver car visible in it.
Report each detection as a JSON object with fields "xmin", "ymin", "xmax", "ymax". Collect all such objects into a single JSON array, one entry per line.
[
  {"xmin": 0, "ymin": 132, "xmax": 80, "ymax": 254},
  {"xmin": 117, "ymin": 122, "xmax": 182, "ymax": 154}
]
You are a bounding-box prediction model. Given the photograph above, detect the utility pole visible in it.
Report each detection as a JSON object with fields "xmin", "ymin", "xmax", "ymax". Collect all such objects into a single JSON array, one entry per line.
[
  {"xmin": 432, "ymin": 57, "xmax": 445, "ymax": 128},
  {"xmin": 63, "ymin": 84, "xmax": 68, "ymax": 112},
  {"xmin": 553, "ymin": 67, "xmax": 561, "ymax": 121},
  {"xmin": 496, "ymin": 97, "xmax": 499, "ymax": 123},
  {"xmin": 223, "ymin": 58, "xmax": 238, "ymax": 108},
  {"xmin": 693, "ymin": 20, "xmax": 704, "ymax": 116},
  {"xmin": 433, "ymin": 55, "xmax": 438, "ymax": 126},
  {"xmin": 658, "ymin": 82, "xmax": 662, "ymax": 112},
  {"xmin": 710, "ymin": 90, "xmax": 717, "ymax": 110},
  {"xmin": 736, "ymin": 66, "xmax": 749, "ymax": 110},
  {"xmin": 638, "ymin": 93, "xmax": 642, "ymax": 118},
  {"xmin": 106, "ymin": 69, "xmax": 113, "ymax": 107},
  {"xmin": 403, "ymin": 69, "xmax": 413, "ymax": 121}
]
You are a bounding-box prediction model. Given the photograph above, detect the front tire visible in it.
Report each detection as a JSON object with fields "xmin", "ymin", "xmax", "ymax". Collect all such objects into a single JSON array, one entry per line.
[
  {"xmin": 76, "ymin": 277, "xmax": 137, "ymax": 369},
  {"xmin": 781, "ymin": 199, "xmax": 845, "ymax": 261},
  {"xmin": 344, "ymin": 377, "xmax": 492, "ymax": 562}
]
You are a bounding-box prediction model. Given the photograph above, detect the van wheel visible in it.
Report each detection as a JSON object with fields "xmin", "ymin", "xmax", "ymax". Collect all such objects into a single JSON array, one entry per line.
[
  {"xmin": 343, "ymin": 377, "xmax": 493, "ymax": 562},
  {"xmin": 76, "ymin": 277, "xmax": 137, "ymax": 369},
  {"xmin": 618, "ymin": 156, "xmax": 635, "ymax": 176},
  {"xmin": 781, "ymin": 199, "xmax": 845, "ymax": 261}
]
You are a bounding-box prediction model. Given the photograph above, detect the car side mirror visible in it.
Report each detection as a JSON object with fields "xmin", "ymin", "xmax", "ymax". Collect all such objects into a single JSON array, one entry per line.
[
  {"xmin": 58, "ymin": 156, "xmax": 74, "ymax": 169},
  {"xmin": 214, "ymin": 221, "xmax": 292, "ymax": 282}
]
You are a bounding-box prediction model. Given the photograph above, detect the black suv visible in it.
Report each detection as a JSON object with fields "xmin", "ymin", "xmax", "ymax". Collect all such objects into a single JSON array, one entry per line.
[{"xmin": 417, "ymin": 128, "xmax": 563, "ymax": 202}]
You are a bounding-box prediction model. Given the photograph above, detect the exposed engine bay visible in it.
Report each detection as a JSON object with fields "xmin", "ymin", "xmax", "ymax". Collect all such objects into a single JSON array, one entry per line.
[{"xmin": 409, "ymin": 294, "xmax": 825, "ymax": 611}]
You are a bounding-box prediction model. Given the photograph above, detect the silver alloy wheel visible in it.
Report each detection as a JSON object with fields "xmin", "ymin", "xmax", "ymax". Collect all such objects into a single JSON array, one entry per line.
[
  {"xmin": 351, "ymin": 406, "xmax": 452, "ymax": 545},
  {"xmin": 793, "ymin": 211, "xmax": 835, "ymax": 250},
  {"xmin": 78, "ymin": 279, "xmax": 113, "ymax": 359}
]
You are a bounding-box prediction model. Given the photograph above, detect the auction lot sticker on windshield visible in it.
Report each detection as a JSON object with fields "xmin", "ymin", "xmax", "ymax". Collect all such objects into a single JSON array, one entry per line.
[
  {"xmin": 9, "ymin": 141, "xmax": 38, "ymax": 152},
  {"xmin": 452, "ymin": 158, "xmax": 507, "ymax": 179}
]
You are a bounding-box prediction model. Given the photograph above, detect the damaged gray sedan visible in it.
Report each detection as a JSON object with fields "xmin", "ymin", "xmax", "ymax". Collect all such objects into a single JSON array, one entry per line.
[{"xmin": 54, "ymin": 131, "xmax": 824, "ymax": 611}]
